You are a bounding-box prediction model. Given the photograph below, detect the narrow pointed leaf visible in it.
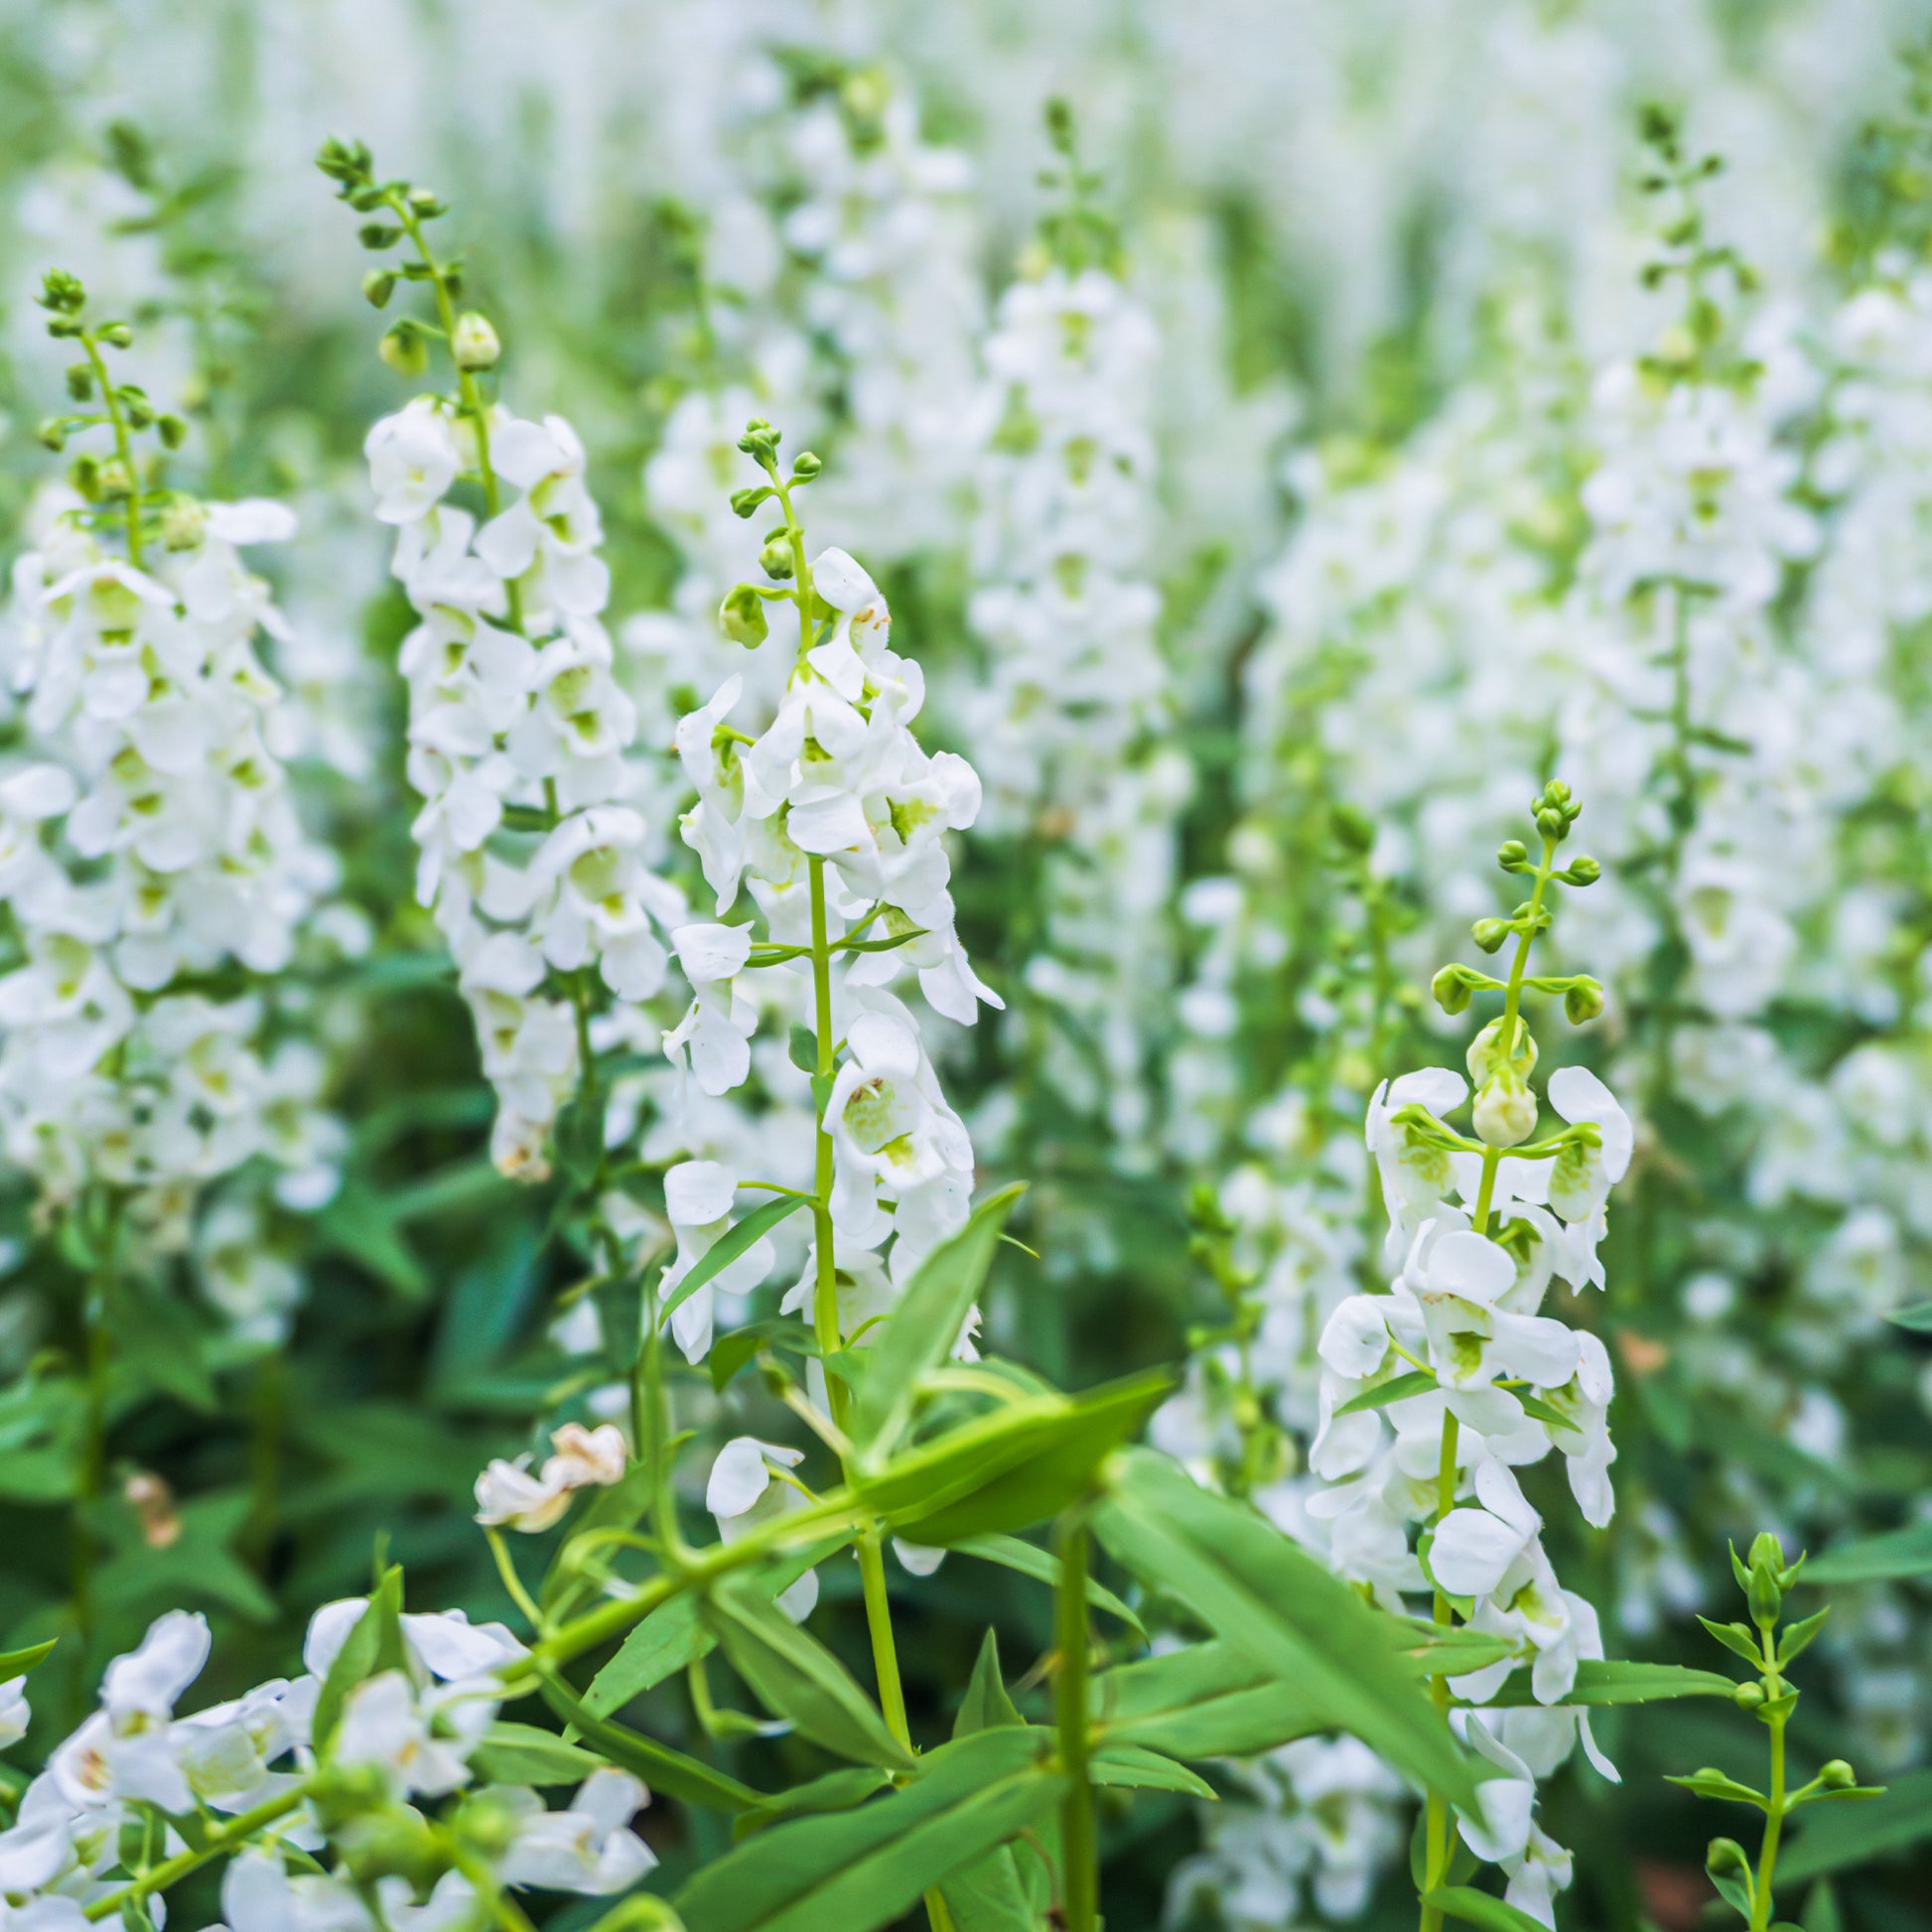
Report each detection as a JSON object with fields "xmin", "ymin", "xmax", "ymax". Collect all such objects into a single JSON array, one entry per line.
[
  {"xmin": 1090, "ymin": 1641, "xmax": 1327, "ymax": 1759},
  {"xmin": 470, "ymin": 1723, "xmax": 607, "ymax": 1787},
  {"xmin": 1665, "ymin": 1770, "xmax": 1769, "ymax": 1807},
  {"xmin": 1884, "ymin": 1301, "xmax": 1932, "ymax": 1333},
  {"xmin": 0, "ymin": 1640, "xmax": 57, "ymax": 1680},
  {"xmin": 1478, "ymin": 1659, "xmax": 1739, "ymax": 1708},
  {"xmin": 1779, "ymin": 1769, "xmax": 1932, "ymax": 1880},
  {"xmin": 733, "ymin": 1768, "xmax": 891, "ymax": 1842},
  {"xmin": 537, "ymin": 1669, "xmax": 765, "ymax": 1812},
  {"xmin": 1699, "ymin": 1617, "xmax": 1766, "ymax": 1665},
  {"xmin": 1425, "ymin": 1886, "xmax": 1555, "ymax": 1932},
  {"xmin": 938, "ymin": 1848, "xmax": 1035, "ymax": 1932},
  {"xmin": 674, "ymin": 1727, "xmax": 1061, "ymax": 1932},
  {"xmin": 954, "ymin": 1628, "xmax": 1025, "ymax": 1737},
  {"xmin": 1335, "ymin": 1370, "xmax": 1437, "ymax": 1417},
  {"xmin": 1778, "ymin": 1608, "xmax": 1831, "ymax": 1667},
  {"xmin": 660, "ymin": 1195, "xmax": 810, "ymax": 1327},
  {"xmin": 854, "ymin": 1184, "xmax": 1026, "ymax": 1457},
  {"xmin": 1803, "ymin": 1523, "xmax": 1932, "ymax": 1586},
  {"xmin": 1089, "ymin": 1741, "xmax": 1216, "ymax": 1798},
  {"xmin": 702, "ymin": 1576, "xmax": 914, "ymax": 1769},
  {"xmin": 1092, "ymin": 1449, "xmax": 1481, "ymax": 1809},
  {"xmin": 955, "ymin": 1532, "xmax": 1147, "ymax": 1641}
]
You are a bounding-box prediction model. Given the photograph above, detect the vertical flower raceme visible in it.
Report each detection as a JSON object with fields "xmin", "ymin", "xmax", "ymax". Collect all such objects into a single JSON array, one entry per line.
[
  {"xmin": 954, "ymin": 105, "xmax": 1185, "ymax": 1174},
  {"xmin": 1304, "ymin": 784, "xmax": 1626, "ymax": 1927},
  {"xmin": 325, "ymin": 142, "xmax": 687, "ymax": 1183},
  {"xmin": 0, "ymin": 273, "xmax": 340, "ymax": 1282}
]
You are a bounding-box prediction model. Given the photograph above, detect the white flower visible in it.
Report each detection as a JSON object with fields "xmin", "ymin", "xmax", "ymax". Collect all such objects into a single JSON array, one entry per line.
[
  {"xmin": 476, "ymin": 1422, "xmax": 629, "ymax": 1533},
  {"xmin": 499, "ymin": 1769, "xmax": 655, "ymax": 1892},
  {"xmin": 662, "ymin": 1161, "xmax": 775, "ymax": 1363},
  {"xmin": 334, "ymin": 1670, "xmax": 476, "ymax": 1799},
  {"xmin": 662, "ymin": 923, "xmax": 758, "ymax": 1097},
  {"xmin": 707, "ymin": 1437, "xmax": 818, "ymax": 1621}
]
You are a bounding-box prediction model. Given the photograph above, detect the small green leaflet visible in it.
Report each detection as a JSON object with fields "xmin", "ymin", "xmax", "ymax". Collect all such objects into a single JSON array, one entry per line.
[
  {"xmin": 0, "ymin": 1640, "xmax": 56, "ymax": 1681},
  {"xmin": 953, "ymin": 1629, "xmax": 1025, "ymax": 1737},
  {"xmin": 1803, "ymin": 1522, "xmax": 1932, "ymax": 1586},
  {"xmin": 313, "ymin": 1565, "xmax": 407, "ymax": 1754},
  {"xmin": 1885, "ymin": 1300, "xmax": 1932, "ymax": 1333},
  {"xmin": 470, "ymin": 1723, "xmax": 607, "ymax": 1787},
  {"xmin": 673, "ymin": 1727, "xmax": 1062, "ymax": 1932},
  {"xmin": 1334, "ymin": 1370, "xmax": 1437, "ymax": 1417},
  {"xmin": 660, "ymin": 1196, "xmax": 812, "ymax": 1327},
  {"xmin": 709, "ymin": 1319, "xmax": 821, "ymax": 1395},
  {"xmin": 1478, "ymin": 1659, "xmax": 1739, "ymax": 1708},
  {"xmin": 1425, "ymin": 1886, "xmax": 1557, "ymax": 1932},
  {"xmin": 701, "ymin": 1576, "xmax": 915, "ymax": 1770},
  {"xmin": 1665, "ymin": 1768, "xmax": 1769, "ymax": 1807},
  {"xmin": 853, "ymin": 1183, "xmax": 1026, "ymax": 1457},
  {"xmin": 953, "ymin": 1533, "xmax": 1147, "ymax": 1642}
]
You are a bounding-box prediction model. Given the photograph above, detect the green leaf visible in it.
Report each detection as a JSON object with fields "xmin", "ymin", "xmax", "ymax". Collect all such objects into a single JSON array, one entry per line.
[
  {"xmin": 1334, "ymin": 1370, "xmax": 1438, "ymax": 1417},
  {"xmin": 954, "ymin": 1533, "xmax": 1147, "ymax": 1642},
  {"xmin": 1803, "ymin": 1522, "xmax": 1932, "ymax": 1586},
  {"xmin": 702, "ymin": 1576, "xmax": 915, "ymax": 1769},
  {"xmin": 315, "ymin": 1183, "xmax": 430, "ymax": 1299},
  {"xmin": 1511, "ymin": 1391, "xmax": 1580, "ymax": 1436},
  {"xmin": 1699, "ymin": 1617, "xmax": 1766, "ymax": 1665},
  {"xmin": 314, "ymin": 1565, "xmax": 405, "ymax": 1754},
  {"xmin": 1777, "ymin": 1608, "xmax": 1831, "ymax": 1666},
  {"xmin": 1477, "ymin": 1659, "xmax": 1739, "ymax": 1708},
  {"xmin": 1093, "ymin": 1449, "xmax": 1482, "ymax": 1809},
  {"xmin": 1089, "ymin": 1741, "xmax": 1216, "ymax": 1798},
  {"xmin": 470, "ymin": 1722, "xmax": 607, "ymax": 1787},
  {"xmin": 1665, "ymin": 1769, "xmax": 1768, "ymax": 1807},
  {"xmin": 582, "ymin": 1542, "xmax": 846, "ymax": 1720},
  {"xmin": 788, "ymin": 1026, "xmax": 818, "ymax": 1075},
  {"xmin": 1425, "ymin": 1886, "xmax": 1559, "ymax": 1932},
  {"xmin": 0, "ymin": 1640, "xmax": 56, "ymax": 1681},
  {"xmin": 1089, "ymin": 1641, "xmax": 1328, "ymax": 1760},
  {"xmin": 864, "ymin": 1370, "xmax": 1173, "ymax": 1547},
  {"xmin": 734, "ymin": 1768, "xmax": 893, "ymax": 1843},
  {"xmin": 1800, "ymin": 1879, "xmax": 1842, "ymax": 1932},
  {"xmin": 938, "ymin": 1848, "xmax": 1036, "ymax": 1932},
  {"xmin": 954, "ymin": 1629, "xmax": 1025, "ymax": 1738},
  {"xmin": 661, "ymin": 1196, "xmax": 809, "ymax": 1326},
  {"xmin": 710, "ymin": 1319, "xmax": 821, "ymax": 1394},
  {"xmin": 110, "ymin": 1284, "xmax": 216, "ymax": 1412},
  {"xmin": 537, "ymin": 1669, "xmax": 765, "ymax": 1813},
  {"xmin": 674, "ymin": 1727, "xmax": 1061, "ymax": 1932},
  {"xmin": 1885, "ymin": 1300, "xmax": 1932, "ymax": 1332},
  {"xmin": 1778, "ymin": 1769, "xmax": 1932, "ymax": 1881},
  {"xmin": 854, "ymin": 1184, "xmax": 1026, "ymax": 1457}
]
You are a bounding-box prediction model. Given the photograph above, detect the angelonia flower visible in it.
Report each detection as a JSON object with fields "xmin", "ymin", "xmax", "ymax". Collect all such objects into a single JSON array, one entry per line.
[
  {"xmin": 0, "ymin": 275, "xmax": 342, "ymax": 1286},
  {"xmin": 951, "ymin": 112, "xmax": 1187, "ymax": 1176},
  {"xmin": 0, "ymin": 1604, "xmax": 650, "ymax": 1927},
  {"xmin": 1293, "ymin": 783, "xmax": 1625, "ymax": 1926},
  {"xmin": 661, "ymin": 417, "xmax": 998, "ymax": 1333},
  {"xmin": 348, "ymin": 195, "xmax": 687, "ymax": 1183}
]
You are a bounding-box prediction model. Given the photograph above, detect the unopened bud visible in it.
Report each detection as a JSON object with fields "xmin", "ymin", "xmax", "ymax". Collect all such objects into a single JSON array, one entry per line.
[
  {"xmin": 1564, "ymin": 854, "xmax": 1601, "ymax": 887},
  {"xmin": 1474, "ymin": 1074, "xmax": 1539, "ymax": 1150},
  {"xmin": 452, "ymin": 311, "xmax": 500, "ymax": 370},
  {"xmin": 1431, "ymin": 965, "xmax": 1473, "ymax": 1016},
  {"xmin": 1820, "ymin": 1759, "xmax": 1856, "ymax": 1789},
  {"xmin": 362, "ymin": 268, "xmax": 397, "ymax": 309},
  {"xmin": 1733, "ymin": 1680, "xmax": 1765, "ymax": 1709},
  {"xmin": 36, "ymin": 418, "xmax": 67, "ymax": 453},
  {"xmin": 1564, "ymin": 977, "xmax": 1604, "ymax": 1025},
  {"xmin": 1496, "ymin": 839, "xmax": 1529, "ymax": 873},
  {"xmin": 357, "ymin": 220, "xmax": 403, "ymax": 250},
  {"xmin": 759, "ymin": 536, "xmax": 794, "ymax": 580},
  {"xmin": 157, "ymin": 414, "xmax": 189, "ymax": 452},
  {"xmin": 791, "ymin": 450, "xmax": 823, "ymax": 479},
  {"xmin": 729, "ymin": 485, "xmax": 769, "ymax": 519},
  {"xmin": 720, "ymin": 584, "xmax": 769, "ymax": 648},
  {"xmin": 1471, "ymin": 918, "xmax": 1510, "ymax": 954},
  {"xmin": 1536, "ymin": 807, "xmax": 1568, "ymax": 841},
  {"xmin": 161, "ymin": 499, "xmax": 207, "ymax": 551},
  {"xmin": 378, "ymin": 321, "xmax": 429, "ymax": 378},
  {"xmin": 65, "ymin": 362, "xmax": 93, "ymax": 402},
  {"xmin": 1706, "ymin": 1838, "xmax": 1750, "ymax": 1877}
]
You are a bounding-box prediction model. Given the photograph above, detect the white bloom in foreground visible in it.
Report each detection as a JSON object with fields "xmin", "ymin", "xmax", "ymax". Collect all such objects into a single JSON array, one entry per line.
[
  {"xmin": 707, "ymin": 1437, "xmax": 817, "ymax": 1620},
  {"xmin": 476, "ymin": 1421, "xmax": 629, "ymax": 1532},
  {"xmin": 499, "ymin": 1769, "xmax": 655, "ymax": 1891}
]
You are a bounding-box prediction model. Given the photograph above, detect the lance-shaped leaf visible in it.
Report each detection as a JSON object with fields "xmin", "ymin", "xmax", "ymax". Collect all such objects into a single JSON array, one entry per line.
[
  {"xmin": 1088, "ymin": 1742, "xmax": 1215, "ymax": 1799},
  {"xmin": 701, "ymin": 1575, "xmax": 914, "ymax": 1769},
  {"xmin": 470, "ymin": 1723, "xmax": 607, "ymax": 1788},
  {"xmin": 584, "ymin": 1540, "xmax": 848, "ymax": 1720},
  {"xmin": 1477, "ymin": 1659, "xmax": 1741, "ymax": 1708},
  {"xmin": 863, "ymin": 1370, "xmax": 1173, "ymax": 1547},
  {"xmin": 1424, "ymin": 1887, "xmax": 1555, "ymax": 1932},
  {"xmin": 1803, "ymin": 1522, "xmax": 1932, "ymax": 1586},
  {"xmin": 674, "ymin": 1727, "xmax": 1062, "ymax": 1932},
  {"xmin": 1089, "ymin": 1641, "xmax": 1330, "ymax": 1759},
  {"xmin": 954, "ymin": 1533, "xmax": 1147, "ymax": 1642},
  {"xmin": 854, "ymin": 1184, "xmax": 1026, "ymax": 1458},
  {"xmin": 1335, "ymin": 1370, "xmax": 1438, "ymax": 1417},
  {"xmin": 538, "ymin": 1669, "xmax": 766, "ymax": 1812},
  {"xmin": 314, "ymin": 1564, "xmax": 406, "ymax": 1754},
  {"xmin": 954, "ymin": 1629, "xmax": 1026, "ymax": 1737},
  {"xmin": 937, "ymin": 1847, "xmax": 1035, "ymax": 1932},
  {"xmin": 660, "ymin": 1195, "xmax": 811, "ymax": 1327},
  {"xmin": 1092, "ymin": 1449, "xmax": 1483, "ymax": 1809},
  {"xmin": 1885, "ymin": 1301, "xmax": 1932, "ymax": 1333},
  {"xmin": 0, "ymin": 1640, "xmax": 56, "ymax": 1681},
  {"xmin": 734, "ymin": 1769, "xmax": 893, "ymax": 1843}
]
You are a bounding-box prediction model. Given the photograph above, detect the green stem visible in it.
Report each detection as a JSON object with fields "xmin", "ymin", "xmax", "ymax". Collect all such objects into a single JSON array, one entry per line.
[
  {"xmin": 79, "ymin": 330, "xmax": 143, "ymax": 568},
  {"xmin": 81, "ymin": 1787, "xmax": 307, "ymax": 1921},
  {"xmin": 858, "ymin": 1529, "xmax": 911, "ymax": 1743},
  {"xmin": 1749, "ymin": 1632, "xmax": 1787, "ymax": 1932},
  {"xmin": 1056, "ymin": 1509, "xmax": 1098, "ymax": 1932}
]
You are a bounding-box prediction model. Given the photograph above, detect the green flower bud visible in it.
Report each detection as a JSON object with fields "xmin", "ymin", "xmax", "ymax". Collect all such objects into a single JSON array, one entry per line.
[
  {"xmin": 759, "ymin": 537, "xmax": 794, "ymax": 580},
  {"xmin": 1733, "ymin": 1680, "xmax": 1765, "ymax": 1709},
  {"xmin": 1748, "ymin": 1564, "xmax": 1782, "ymax": 1632},
  {"xmin": 720, "ymin": 583, "xmax": 769, "ymax": 647},
  {"xmin": 65, "ymin": 362, "xmax": 93, "ymax": 402},
  {"xmin": 452, "ymin": 311, "xmax": 500, "ymax": 371},
  {"xmin": 362, "ymin": 269, "xmax": 397, "ymax": 309},
  {"xmin": 1820, "ymin": 1759, "xmax": 1857, "ymax": 1789},
  {"xmin": 1466, "ymin": 1016, "xmax": 1536, "ymax": 1085},
  {"xmin": 730, "ymin": 485, "xmax": 771, "ymax": 519},
  {"xmin": 408, "ymin": 187, "xmax": 448, "ymax": 216},
  {"xmin": 1496, "ymin": 839, "xmax": 1529, "ymax": 873},
  {"xmin": 1535, "ymin": 807, "xmax": 1568, "ymax": 841},
  {"xmin": 97, "ymin": 323, "xmax": 133, "ymax": 349},
  {"xmin": 1471, "ymin": 917, "xmax": 1510, "ymax": 954},
  {"xmin": 378, "ymin": 321, "xmax": 430, "ymax": 378},
  {"xmin": 1473, "ymin": 1073, "xmax": 1539, "ymax": 1149},
  {"xmin": 1564, "ymin": 977, "xmax": 1604, "ymax": 1024},
  {"xmin": 157, "ymin": 414, "xmax": 188, "ymax": 451},
  {"xmin": 1431, "ymin": 965, "xmax": 1473, "ymax": 1016},
  {"xmin": 357, "ymin": 220, "xmax": 404, "ymax": 250},
  {"xmin": 1563, "ymin": 853, "xmax": 1601, "ymax": 886},
  {"xmin": 791, "ymin": 450, "xmax": 823, "ymax": 479},
  {"xmin": 120, "ymin": 392, "xmax": 155, "ymax": 430},
  {"xmin": 70, "ymin": 455, "xmax": 101, "ymax": 498},
  {"xmin": 1331, "ymin": 804, "xmax": 1376, "ymax": 856},
  {"xmin": 1706, "ymin": 1838, "xmax": 1751, "ymax": 1877},
  {"xmin": 36, "ymin": 418, "xmax": 67, "ymax": 453},
  {"xmin": 161, "ymin": 499, "xmax": 206, "ymax": 550}
]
